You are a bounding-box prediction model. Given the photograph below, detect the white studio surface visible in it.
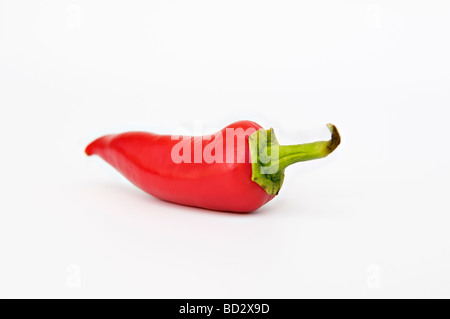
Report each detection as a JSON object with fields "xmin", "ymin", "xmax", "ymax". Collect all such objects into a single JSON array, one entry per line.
[{"xmin": 0, "ymin": 1, "xmax": 449, "ymax": 298}]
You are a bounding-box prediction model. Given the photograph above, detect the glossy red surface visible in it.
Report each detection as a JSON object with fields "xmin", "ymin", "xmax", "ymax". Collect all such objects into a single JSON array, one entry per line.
[{"xmin": 86, "ymin": 121, "xmax": 275, "ymax": 212}]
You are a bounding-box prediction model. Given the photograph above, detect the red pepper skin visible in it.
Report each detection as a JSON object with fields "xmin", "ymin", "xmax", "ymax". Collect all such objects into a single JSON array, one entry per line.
[{"xmin": 86, "ymin": 121, "xmax": 275, "ymax": 212}]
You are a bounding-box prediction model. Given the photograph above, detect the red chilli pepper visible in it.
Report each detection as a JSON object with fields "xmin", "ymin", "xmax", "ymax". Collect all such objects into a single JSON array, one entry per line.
[{"xmin": 86, "ymin": 120, "xmax": 340, "ymax": 212}]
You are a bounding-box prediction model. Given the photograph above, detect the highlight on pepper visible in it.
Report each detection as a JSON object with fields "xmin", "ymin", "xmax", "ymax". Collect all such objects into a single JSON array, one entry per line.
[{"xmin": 86, "ymin": 120, "xmax": 341, "ymax": 213}]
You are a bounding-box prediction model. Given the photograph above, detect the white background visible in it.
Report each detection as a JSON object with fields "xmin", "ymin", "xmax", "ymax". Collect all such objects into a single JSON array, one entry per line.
[{"xmin": 1, "ymin": 0, "xmax": 449, "ymax": 298}]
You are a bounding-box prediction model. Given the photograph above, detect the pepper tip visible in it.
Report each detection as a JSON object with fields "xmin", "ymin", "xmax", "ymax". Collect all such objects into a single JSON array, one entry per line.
[{"xmin": 85, "ymin": 144, "xmax": 94, "ymax": 156}]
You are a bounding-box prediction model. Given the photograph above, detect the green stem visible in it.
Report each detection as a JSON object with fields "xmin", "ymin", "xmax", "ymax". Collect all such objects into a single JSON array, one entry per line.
[
  {"xmin": 248, "ymin": 124, "xmax": 340, "ymax": 195},
  {"xmin": 277, "ymin": 124, "xmax": 341, "ymax": 171}
]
